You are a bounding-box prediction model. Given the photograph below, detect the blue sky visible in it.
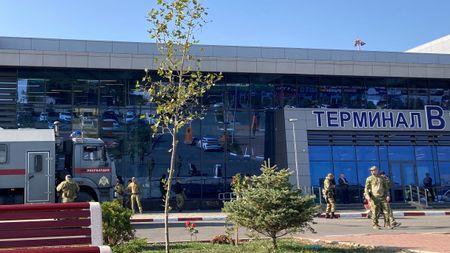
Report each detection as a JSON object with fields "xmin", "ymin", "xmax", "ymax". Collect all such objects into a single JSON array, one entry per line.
[{"xmin": 1, "ymin": 0, "xmax": 449, "ymax": 52}]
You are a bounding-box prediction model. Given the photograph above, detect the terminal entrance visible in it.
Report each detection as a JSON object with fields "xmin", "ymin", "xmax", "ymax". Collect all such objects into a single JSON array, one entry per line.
[
  {"xmin": 389, "ymin": 162, "xmax": 416, "ymax": 202},
  {"xmin": 308, "ymin": 131, "xmax": 450, "ymax": 203}
]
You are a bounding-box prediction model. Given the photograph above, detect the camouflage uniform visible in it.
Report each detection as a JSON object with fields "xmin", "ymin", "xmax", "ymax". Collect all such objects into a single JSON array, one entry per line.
[
  {"xmin": 56, "ymin": 177, "xmax": 80, "ymax": 203},
  {"xmin": 381, "ymin": 174, "xmax": 400, "ymax": 227},
  {"xmin": 114, "ymin": 181, "xmax": 125, "ymax": 206},
  {"xmin": 127, "ymin": 178, "xmax": 143, "ymax": 214},
  {"xmin": 323, "ymin": 174, "xmax": 337, "ymax": 218},
  {"xmin": 364, "ymin": 172, "xmax": 390, "ymax": 228}
]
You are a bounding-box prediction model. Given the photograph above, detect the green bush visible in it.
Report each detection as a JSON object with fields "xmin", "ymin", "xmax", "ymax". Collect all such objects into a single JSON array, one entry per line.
[
  {"xmin": 101, "ymin": 201, "xmax": 136, "ymax": 246},
  {"xmin": 223, "ymin": 160, "xmax": 319, "ymax": 251}
]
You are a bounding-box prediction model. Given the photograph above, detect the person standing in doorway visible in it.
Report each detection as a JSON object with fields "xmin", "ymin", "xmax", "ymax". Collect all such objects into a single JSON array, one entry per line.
[
  {"xmin": 338, "ymin": 173, "xmax": 350, "ymax": 204},
  {"xmin": 127, "ymin": 177, "xmax": 143, "ymax": 214},
  {"xmin": 423, "ymin": 173, "xmax": 435, "ymax": 202},
  {"xmin": 56, "ymin": 175, "xmax": 79, "ymax": 203},
  {"xmin": 323, "ymin": 173, "xmax": 337, "ymax": 218}
]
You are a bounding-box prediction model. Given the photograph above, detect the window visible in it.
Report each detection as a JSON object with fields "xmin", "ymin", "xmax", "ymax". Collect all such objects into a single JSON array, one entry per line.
[
  {"xmin": 332, "ymin": 146, "xmax": 355, "ymax": 161},
  {"xmin": 309, "ymin": 146, "xmax": 332, "ymax": 161},
  {"xmin": 83, "ymin": 145, "xmax": 101, "ymax": 161},
  {"xmin": 34, "ymin": 155, "xmax": 43, "ymax": 172},
  {"xmin": 388, "ymin": 146, "xmax": 414, "ymax": 160},
  {"xmin": 415, "ymin": 146, "xmax": 433, "ymax": 161},
  {"xmin": 0, "ymin": 144, "xmax": 7, "ymax": 163},
  {"xmin": 310, "ymin": 161, "xmax": 333, "ymax": 187},
  {"xmin": 356, "ymin": 146, "xmax": 378, "ymax": 161}
]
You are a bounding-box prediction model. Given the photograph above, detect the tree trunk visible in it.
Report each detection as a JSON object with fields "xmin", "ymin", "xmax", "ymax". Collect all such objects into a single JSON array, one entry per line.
[
  {"xmin": 164, "ymin": 128, "xmax": 178, "ymax": 253},
  {"xmin": 271, "ymin": 235, "xmax": 278, "ymax": 250}
]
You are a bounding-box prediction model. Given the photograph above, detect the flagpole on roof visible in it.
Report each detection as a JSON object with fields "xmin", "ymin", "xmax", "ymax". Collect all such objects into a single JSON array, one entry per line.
[{"xmin": 354, "ymin": 37, "xmax": 366, "ymax": 51}]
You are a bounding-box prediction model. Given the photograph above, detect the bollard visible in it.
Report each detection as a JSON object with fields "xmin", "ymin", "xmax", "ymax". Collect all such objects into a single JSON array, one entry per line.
[
  {"xmin": 318, "ymin": 187, "xmax": 322, "ymax": 205},
  {"xmin": 409, "ymin": 185, "xmax": 413, "ymax": 202},
  {"xmin": 416, "ymin": 186, "xmax": 420, "ymax": 205}
]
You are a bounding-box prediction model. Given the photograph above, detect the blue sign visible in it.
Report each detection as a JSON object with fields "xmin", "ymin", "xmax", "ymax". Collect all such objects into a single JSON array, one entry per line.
[{"xmin": 311, "ymin": 105, "xmax": 447, "ymax": 130}]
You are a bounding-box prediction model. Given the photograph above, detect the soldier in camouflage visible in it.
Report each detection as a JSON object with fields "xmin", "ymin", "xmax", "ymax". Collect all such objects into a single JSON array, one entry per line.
[
  {"xmin": 114, "ymin": 176, "xmax": 125, "ymax": 206},
  {"xmin": 364, "ymin": 166, "xmax": 398, "ymax": 229},
  {"xmin": 56, "ymin": 175, "xmax": 80, "ymax": 203},
  {"xmin": 127, "ymin": 177, "xmax": 143, "ymax": 214},
  {"xmin": 323, "ymin": 173, "xmax": 337, "ymax": 218},
  {"xmin": 379, "ymin": 171, "xmax": 401, "ymax": 228}
]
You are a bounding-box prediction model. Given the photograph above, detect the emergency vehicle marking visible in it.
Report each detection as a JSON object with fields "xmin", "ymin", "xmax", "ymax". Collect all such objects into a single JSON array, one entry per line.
[
  {"xmin": 74, "ymin": 167, "xmax": 112, "ymax": 174},
  {"xmin": 0, "ymin": 169, "xmax": 26, "ymax": 175},
  {"xmin": 99, "ymin": 176, "xmax": 110, "ymax": 186}
]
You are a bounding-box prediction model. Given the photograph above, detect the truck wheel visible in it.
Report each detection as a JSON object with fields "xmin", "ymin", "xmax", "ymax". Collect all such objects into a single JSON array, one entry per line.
[{"xmin": 77, "ymin": 191, "xmax": 96, "ymax": 202}]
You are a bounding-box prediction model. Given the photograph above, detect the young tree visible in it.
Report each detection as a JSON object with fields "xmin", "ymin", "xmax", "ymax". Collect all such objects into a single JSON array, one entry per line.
[
  {"xmin": 223, "ymin": 160, "xmax": 319, "ymax": 250},
  {"xmin": 139, "ymin": 0, "xmax": 222, "ymax": 252}
]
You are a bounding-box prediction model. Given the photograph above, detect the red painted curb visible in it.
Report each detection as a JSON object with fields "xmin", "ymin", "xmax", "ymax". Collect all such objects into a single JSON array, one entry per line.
[
  {"xmin": 445, "ymin": 212, "xmax": 450, "ymax": 215},
  {"xmin": 404, "ymin": 212, "xmax": 425, "ymax": 216},
  {"xmin": 178, "ymin": 217, "xmax": 203, "ymax": 221}
]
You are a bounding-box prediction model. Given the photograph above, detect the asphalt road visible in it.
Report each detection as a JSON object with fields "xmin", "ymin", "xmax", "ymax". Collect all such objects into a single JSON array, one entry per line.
[{"xmin": 134, "ymin": 215, "xmax": 450, "ymax": 243}]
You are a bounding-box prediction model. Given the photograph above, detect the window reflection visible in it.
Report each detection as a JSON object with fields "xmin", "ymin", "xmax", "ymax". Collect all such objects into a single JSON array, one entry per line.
[
  {"xmin": 332, "ymin": 146, "xmax": 355, "ymax": 161},
  {"xmin": 309, "ymin": 146, "xmax": 332, "ymax": 161},
  {"xmin": 356, "ymin": 146, "xmax": 378, "ymax": 161},
  {"xmin": 11, "ymin": 68, "xmax": 450, "ymax": 200},
  {"xmin": 388, "ymin": 146, "xmax": 414, "ymax": 160},
  {"xmin": 310, "ymin": 161, "xmax": 333, "ymax": 187},
  {"xmin": 415, "ymin": 146, "xmax": 433, "ymax": 161}
]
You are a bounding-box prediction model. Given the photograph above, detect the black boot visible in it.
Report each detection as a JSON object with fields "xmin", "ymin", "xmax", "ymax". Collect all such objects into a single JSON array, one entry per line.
[
  {"xmin": 325, "ymin": 213, "xmax": 331, "ymax": 219},
  {"xmin": 331, "ymin": 212, "xmax": 337, "ymax": 219}
]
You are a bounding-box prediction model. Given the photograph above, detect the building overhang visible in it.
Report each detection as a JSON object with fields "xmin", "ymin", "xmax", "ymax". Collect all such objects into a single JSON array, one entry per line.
[{"xmin": 1, "ymin": 36, "xmax": 450, "ymax": 79}]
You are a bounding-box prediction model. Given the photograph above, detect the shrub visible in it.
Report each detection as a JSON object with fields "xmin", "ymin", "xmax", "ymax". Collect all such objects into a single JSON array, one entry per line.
[
  {"xmin": 223, "ymin": 160, "xmax": 319, "ymax": 250},
  {"xmin": 102, "ymin": 201, "xmax": 147, "ymax": 253},
  {"xmin": 111, "ymin": 238, "xmax": 147, "ymax": 253},
  {"xmin": 101, "ymin": 201, "xmax": 135, "ymax": 246}
]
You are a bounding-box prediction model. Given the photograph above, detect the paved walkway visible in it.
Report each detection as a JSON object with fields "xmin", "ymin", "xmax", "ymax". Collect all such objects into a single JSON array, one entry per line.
[
  {"xmin": 130, "ymin": 209, "xmax": 450, "ymax": 223},
  {"xmin": 132, "ymin": 211, "xmax": 450, "ymax": 252},
  {"xmin": 300, "ymin": 233, "xmax": 450, "ymax": 253}
]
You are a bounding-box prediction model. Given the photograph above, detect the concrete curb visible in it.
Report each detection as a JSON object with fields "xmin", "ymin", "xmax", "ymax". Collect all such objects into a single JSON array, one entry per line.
[
  {"xmin": 295, "ymin": 237, "xmax": 441, "ymax": 253},
  {"xmin": 131, "ymin": 216, "xmax": 227, "ymax": 223},
  {"xmin": 318, "ymin": 210, "xmax": 450, "ymax": 219},
  {"xmin": 130, "ymin": 210, "xmax": 450, "ymax": 223}
]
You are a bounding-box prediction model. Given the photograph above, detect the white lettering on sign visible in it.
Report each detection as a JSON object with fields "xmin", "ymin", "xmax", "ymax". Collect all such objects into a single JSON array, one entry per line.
[{"xmin": 311, "ymin": 105, "xmax": 447, "ymax": 130}]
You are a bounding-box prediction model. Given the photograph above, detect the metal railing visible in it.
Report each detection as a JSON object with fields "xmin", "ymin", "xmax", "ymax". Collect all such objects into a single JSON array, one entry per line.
[
  {"xmin": 405, "ymin": 185, "xmax": 450, "ymax": 207},
  {"xmin": 218, "ymin": 192, "xmax": 236, "ymax": 201}
]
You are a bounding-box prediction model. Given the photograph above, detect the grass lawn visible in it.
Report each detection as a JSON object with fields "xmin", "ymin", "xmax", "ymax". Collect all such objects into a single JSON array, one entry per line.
[{"xmin": 144, "ymin": 239, "xmax": 391, "ymax": 253}]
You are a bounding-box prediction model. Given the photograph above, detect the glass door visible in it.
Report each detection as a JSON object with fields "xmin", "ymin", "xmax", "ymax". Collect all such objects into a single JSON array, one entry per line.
[{"xmin": 389, "ymin": 162, "xmax": 416, "ymax": 202}]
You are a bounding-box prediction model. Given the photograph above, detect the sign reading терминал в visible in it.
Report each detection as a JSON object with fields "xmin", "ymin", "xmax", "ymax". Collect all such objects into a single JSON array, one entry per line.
[{"xmin": 311, "ymin": 105, "xmax": 450, "ymax": 131}]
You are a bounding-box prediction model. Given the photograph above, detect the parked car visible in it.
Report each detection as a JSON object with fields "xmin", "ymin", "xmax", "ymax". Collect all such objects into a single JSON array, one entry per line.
[
  {"xmin": 102, "ymin": 110, "xmax": 119, "ymax": 121},
  {"xmin": 39, "ymin": 112, "xmax": 48, "ymax": 122},
  {"xmin": 101, "ymin": 119, "xmax": 121, "ymax": 131},
  {"xmin": 81, "ymin": 118, "xmax": 96, "ymax": 129},
  {"xmin": 197, "ymin": 137, "xmax": 223, "ymax": 151},
  {"xmin": 125, "ymin": 111, "xmax": 136, "ymax": 124},
  {"xmin": 59, "ymin": 112, "xmax": 72, "ymax": 122}
]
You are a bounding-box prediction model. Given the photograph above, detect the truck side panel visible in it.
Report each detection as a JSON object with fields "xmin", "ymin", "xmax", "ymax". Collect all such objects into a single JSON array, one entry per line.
[{"xmin": 0, "ymin": 140, "xmax": 55, "ymax": 204}]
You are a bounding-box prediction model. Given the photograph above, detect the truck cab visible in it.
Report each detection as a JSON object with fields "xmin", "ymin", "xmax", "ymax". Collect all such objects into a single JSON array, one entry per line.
[{"xmin": 65, "ymin": 138, "xmax": 115, "ymax": 202}]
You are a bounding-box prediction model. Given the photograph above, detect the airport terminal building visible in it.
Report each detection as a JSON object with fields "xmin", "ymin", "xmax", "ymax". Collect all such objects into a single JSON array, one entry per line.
[{"xmin": 1, "ymin": 35, "xmax": 450, "ymax": 203}]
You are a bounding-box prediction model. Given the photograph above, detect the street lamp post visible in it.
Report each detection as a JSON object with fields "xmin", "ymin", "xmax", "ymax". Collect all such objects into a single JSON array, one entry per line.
[{"xmin": 288, "ymin": 118, "xmax": 300, "ymax": 189}]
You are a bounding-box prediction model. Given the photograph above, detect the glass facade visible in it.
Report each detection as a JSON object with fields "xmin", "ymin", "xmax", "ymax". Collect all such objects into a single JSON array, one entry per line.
[
  {"xmin": 3, "ymin": 66, "xmax": 450, "ymax": 202},
  {"xmin": 309, "ymin": 145, "xmax": 450, "ymax": 202}
]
